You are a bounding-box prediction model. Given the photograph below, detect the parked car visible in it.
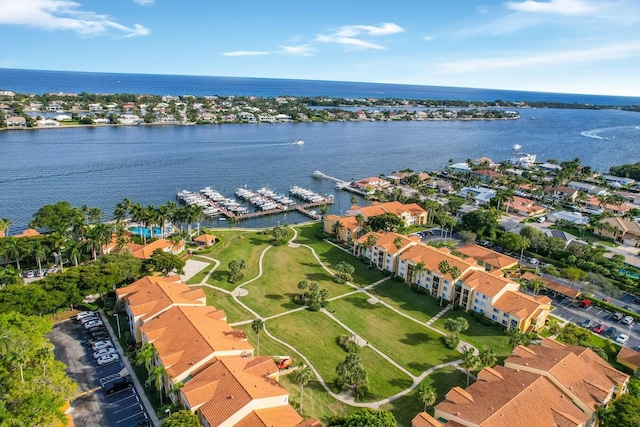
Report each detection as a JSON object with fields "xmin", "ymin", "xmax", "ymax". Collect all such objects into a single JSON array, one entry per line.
[
  {"xmin": 92, "ymin": 340, "xmax": 113, "ymax": 351},
  {"xmin": 97, "ymin": 353, "xmax": 120, "ymax": 366},
  {"xmin": 616, "ymin": 334, "xmax": 629, "ymax": 344},
  {"xmin": 622, "ymin": 316, "xmax": 634, "ymax": 326},
  {"xmin": 592, "ymin": 324, "xmax": 605, "ymax": 334},
  {"xmin": 88, "ymin": 336, "xmax": 110, "ymax": 346},
  {"xmin": 84, "ymin": 320, "xmax": 104, "ymax": 330},
  {"xmin": 103, "ymin": 376, "xmax": 132, "ymax": 395},
  {"xmin": 634, "ymin": 296, "xmax": 640, "ymax": 304},
  {"xmin": 604, "ymin": 327, "xmax": 618, "ymax": 338},
  {"xmin": 93, "ymin": 347, "xmax": 117, "ymax": 359},
  {"xmin": 76, "ymin": 311, "xmax": 96, "ymax": 321},
  {"xmin": 623, "ymin": 305, "xmax": 635, "ymax": 313},
  {"xmin": 610, "ymin": 312, "xmax": 624, "ymax": 322},
  {"xmin": 80, "ymin": 313, "xmax": 99, "ymax": 322},
  {"xmin": 579, "ymin": 319, "xmax": 594, "ymax": 329}
]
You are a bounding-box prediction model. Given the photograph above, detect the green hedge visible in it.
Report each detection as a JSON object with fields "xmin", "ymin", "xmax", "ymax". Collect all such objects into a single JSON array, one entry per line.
[{"xmin": 583, "ymin": 296, "xmax": 640, "ymax": 322}]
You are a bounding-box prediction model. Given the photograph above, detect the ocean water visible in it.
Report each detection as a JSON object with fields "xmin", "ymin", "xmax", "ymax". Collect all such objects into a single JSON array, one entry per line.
[
  {"xmin": 2, "ymin": 68, "xmax": 640, "ymax": 105},
  {"xmin": 1, "ymin": 69, "xmax": 640, "ymax": 231}
]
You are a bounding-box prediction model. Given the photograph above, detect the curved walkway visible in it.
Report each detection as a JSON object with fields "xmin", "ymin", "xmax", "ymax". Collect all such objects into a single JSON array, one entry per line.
[{"xmin": 184, "ymin": 226, "xmax": 471, "ymax": 409}]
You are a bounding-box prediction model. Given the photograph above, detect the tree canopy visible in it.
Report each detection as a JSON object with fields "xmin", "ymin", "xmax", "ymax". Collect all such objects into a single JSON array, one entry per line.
[
  {"xmin": 342, "ymin": 409, "xmax": 397, "ymax": 427},
  {"xmin": 598, "ymin": 394, "xmax": 640, "ymax": 427}
]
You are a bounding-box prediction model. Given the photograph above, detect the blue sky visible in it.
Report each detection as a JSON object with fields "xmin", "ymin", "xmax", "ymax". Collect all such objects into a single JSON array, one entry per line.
[{"xmin": 1, "ymin": 0, "xmax": 639, "ymax": 96}]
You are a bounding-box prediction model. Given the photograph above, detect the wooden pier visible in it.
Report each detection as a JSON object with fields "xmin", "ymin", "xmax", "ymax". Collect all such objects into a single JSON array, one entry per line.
[{"xmin": 313, "ymin": 171, "xmax": 369, "ymax": 197}]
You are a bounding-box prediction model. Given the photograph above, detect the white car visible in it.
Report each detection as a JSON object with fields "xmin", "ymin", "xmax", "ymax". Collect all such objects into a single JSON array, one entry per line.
[
  {"xmin": 622, "ymin": 316, "xmax": 634, "ymax": 326},
  {"xmin": 80, "ymin": 314, "xmax": 100, "ymax": 323},
  {"xmin": 92, "ymin": 340, "xmax": 113, "ymax": 351},
  {"xmin": 615, "ymin": 334, "xmax": 629, "ymax": 344},
  {"xmin": 84, "ymin": 320, "xmax": 104, "ymax": 329},
  {"xmin": 97, "ymin": 353, "xmax": 120, "ymax": 366},
  {"xmin": 93, "ymin": 347, "xmax": 117, "ymax": 359},
  {"xmin": 76, "ymin": 311, "xmax": 96, "ymax": 321}
]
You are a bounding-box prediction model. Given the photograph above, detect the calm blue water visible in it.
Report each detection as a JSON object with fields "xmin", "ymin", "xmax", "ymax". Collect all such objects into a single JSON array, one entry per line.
[
  {"xmin": 1, "ymin": 69, "xmax": 640, "ymax": 231},
  {"xmin": 2, "ymin": 68, "xmax": 640, "ymax": 105}
]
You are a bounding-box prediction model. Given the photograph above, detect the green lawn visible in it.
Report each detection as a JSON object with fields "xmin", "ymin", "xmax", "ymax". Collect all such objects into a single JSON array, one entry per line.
[
  {"xmin": 432, "ymin": 310, "xmax": 513, "ymax": 358},
  {"xmin": 240, "ymin": 244, "xmax": 353, "ymax": 317},
  {"xmin": 294, "ymin": 224, "xmax": 384, "ymax": 286},
  {"xmin": 278, "ymin": 375, "xmax": 356, "ymax": 424},
  {"xmin": 235, "ymin": 324, "xmax": 293, "ymax": 358},
  {"xmin": 197, "ymin": 286, "xmax": 254, "ymax": 323},
  {"xmin": 371, "ymin": 280, "xmax": 443, "ymax": 323},
  {"xmin": 267, "ymin": 310, "xmax": 412, "ymax": 399},
  {"xmin": 381, "ymin": 365, "xmax": 468, "ymax": 427},
  {"xmin": 202, "ymin": 230, "xmax": 273, "ymax": 291},
  {"xmin": 331, "ymin": 293, "xmax": 460, "ymax": 375}
]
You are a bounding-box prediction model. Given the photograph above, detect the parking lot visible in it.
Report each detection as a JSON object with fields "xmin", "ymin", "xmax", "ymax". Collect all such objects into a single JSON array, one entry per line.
[
  {"xmin": 541, "ymin": 291, "xmax": 640, "ymax": 351},
  {"xmin": 48, "ymin": 316, "xmax": 151, "ymax": 426}
]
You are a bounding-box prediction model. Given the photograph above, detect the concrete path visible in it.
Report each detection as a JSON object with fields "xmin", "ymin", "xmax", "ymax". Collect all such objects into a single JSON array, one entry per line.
[{"xmin": 426, "ymin": 305, "xmax": 452, "ymax": 326}]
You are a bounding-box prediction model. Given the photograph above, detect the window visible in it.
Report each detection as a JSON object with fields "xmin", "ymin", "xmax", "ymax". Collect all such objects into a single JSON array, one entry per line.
[
  {"xmin": 482, "ymin": 294, "xmax": 487, "ymax": 300},
  {"xmin": 493, "ymin": 308, "xmax": 499, "ymax": 313},
  {"xmin": 502, "ymin": 320, "xmax": 507, "ymax": 326},
  {"xmin": 492, "ymin": 315, "xmax": 498, "ymax": 321}
]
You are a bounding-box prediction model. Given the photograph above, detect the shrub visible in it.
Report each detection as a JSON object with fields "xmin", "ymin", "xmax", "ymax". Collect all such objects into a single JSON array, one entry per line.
[{"xmin": 443, "ymin": 336, "xmax": 459, "ymax": 349}]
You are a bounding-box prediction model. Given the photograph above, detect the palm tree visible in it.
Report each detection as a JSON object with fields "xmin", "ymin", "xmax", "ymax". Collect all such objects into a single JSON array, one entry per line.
[
  {"xmin": 31, "ymin": 239, "xmax": 50, "ymax": 278},
  {"xmin": 393, "ymin": 236, "xmax": 403, "ymax": 251},
  {"xmin": 228, "ymin": 216, "xmax": 239, "ymax": 237},
  {"xmin": 86, "ymin": 223, "xmax": 111, "ymax": 260},
  {"xmin": 129, "ymin": 203, "xmax": 148, "ymax": 243},
  {"xmin": 460, "ymin": 346, "xmax": 478, "ymax": 387},
  {"xmin": 477, "ymin": 348, "xmax": 497, "ymax": 368},
  {"xmin": 146, "ymin": 365, "xmax": 167, "ymax": 405},
  {"xmin": 363, "ymin": 234, "xmax": 378, "ymax": 267},
  {"xmin": 355, "ymin": 213, "xmax": 366, "ymax": 238},
  {"xmin": 413, "ymin": 261, "xmax": 426, "ymax": 284},
  {"xmin": 157, "ymin": 205, "xmax": 169, "ymax": 239},
  {"xmin": 449, "ymin": 265, "xmax": 462, "ymax": 306},
  {"xmin": 418, "ymin": 384, "xmax": 437, "ymax": 412},
  {"xmin": 0, "ymin": 217, "xmax": 12, "ymax": 237},
  {"xmin": 332, "ymin": 220, "xmax": 344, "ymax": 239},
  {"xmin": 291, "ymin": 363, "xmax": 313, "ymax": 414},
  {"xmin": 251, "ymin": 319, "xmax": 264, "ymax": 356},
  {"xmin": 135, "ymin": 342, "xmax": 158, "ymax": 373},
  {"xmin": 438, "ymin": 260, "xmax": 451, "ymax": 305},
  {"xmin": 8, "ymin": 344, "xmax": 30, "ymax": 383},
  {"xmin": 169, "ymin": 381, "xmax": 185, "ymax": 406},
  {"xmin": 350, "ymin": 196, "xmax": 358, "ymax": 206},
  {"xmin": 64, "ymin": 238, "xmax": 83, "ymax": 267},
  {"xmin": 2, "ymin": 238, "xmax": 26, "ymax": 271},
  {"xmin": 529, "ymin": 278, "xmax": 545, "ymax": 296}
]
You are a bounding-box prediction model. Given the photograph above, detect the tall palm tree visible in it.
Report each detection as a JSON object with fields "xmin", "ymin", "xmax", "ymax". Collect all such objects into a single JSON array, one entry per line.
[
  {"xmin": 291, "ymin": 363, "xmax": 313, "ymax": 414},
  {"xmin": 86, "ymin": 223, "xmax": 110, "ymax": 260},
  {"xmin": 414, "ymin": 261, "xmax": 426, "ymax": 284},
  {"xmin": 251, "ymin": 319, "xmax": 264, "ymax": 356},
  {"xmin": 438, "ymin": 260, "xmax": 451, "ymax": 305},
  {"xmin": 449, "ymin": 266, "xmax": 462, "ymax": 306},
  {"xmin": 460, "ymin": 346, "xmax": 478, "ymax": 387},
  {"xmin": 156, "ymin": 205, "xmax": 169, "ymax": 239},
  {"xmin": 136, "ymin": 342, "xmax": 158, "ymax": 373},
  {"xmin": 31, "ymin": 239, "xmax": 50, "ymax": 277},
  {"xmin": 0, "ymin": 217, "xmax": 12, "ymax": 237},
  {"xmin": 418, "ymin": 384, "xmax": 437, "ymax": 412},
  {"xmin": 146, "ymin": 365, "xmax": 167, "ymax": 405},
  {"xmin": 64, "ymin": 238, "xmax": 83, "ymax": 267},
  {"xmin": 354, "ymin": 213, "xmax": 366, "ymax": 238},
  {"xmin": 129, "ymin": 203, "xmax": 148, "ymax": 243},
  {"xmin": 363, "ymin": 234, "xmax": 378, "ymax": 267},
  {"xmin": 2, "ymin": 238, "xmax": 26, "ymax": 271},
  {"xmin": 8, "ymin": 343, "xmax": 30, "ymax": 383}
]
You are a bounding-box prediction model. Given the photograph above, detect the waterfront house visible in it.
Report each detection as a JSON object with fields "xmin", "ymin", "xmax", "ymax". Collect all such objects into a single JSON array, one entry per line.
[
  {"xmin": 471, "ymin": 169, "xmax": 502, "ymax": 183},
  {"xmin": 194, "ymin": 233, "xmax": 216, "ymax": 248},
  {"xmin": 594, "ymin": 217, "xmax": 640, "ymax": 246},
  {"xmin": 55, "ymin": 114, "xmax": 72, "ymax": 121},
  {"xmin": 180, "ymin": 356, "xmax": 315, "ymax": 427},
  {"xmin": 460, "ymin": 187, "xmax": 496, "ymax": 205},
  {"xmin": 354, "ymin": 176, "xmax": 390, "ymax": 192},
  {"xmin": 547, "ymin": 210, "xmax": 590, "ymax": 225},
  {"xmin": 5, "ymin": 116, "xmax": 26, "ymax": 129},
  {"xmin": 346, "ymin": 201, "xmax": 429, "ymax": 227},
  {"xmin": 542, "ymin": 185, "xmax": 578, "ymax": 202},
  {"xmin": 35, "ymin": 119, "xmax": 60, "ymax": 127},
  {"xmin": 127, "ymin": 238, "xmax": 184, "ymax": 259},
  {"xmin": 353, "ymin": 231, "xmax": 420, "ymax": 273},
  {"xmin": 603, "ymin": 175, "xmax": 636, "ymax": 187},
  {"xmin": 116, "ymin": 276, "xmax": 208, "ymax": 342},
  {"xmin": 448, "ymin": 162, "xmax": 472, "ymax": 175},
  {"xmin": 429, "ymin": 179, "xmax": 455, "ymax": 194},
  {"xmin": 503, "ymin": 195, "xmax": 546, "ymax": 217},
  {"xmin": 585, "ymin": 197, "xmax": 631, "ymax": 216},
  {"xmin": 508, "ymin": 152, "xmax": 536, "ymax": 167},
  {"xmin": 118, "ymin": 114, "xmax": 141, "ymax": 125},
  {"xmin": 568, "ymin": 181, "xmax": 608, "ymax": 196}
]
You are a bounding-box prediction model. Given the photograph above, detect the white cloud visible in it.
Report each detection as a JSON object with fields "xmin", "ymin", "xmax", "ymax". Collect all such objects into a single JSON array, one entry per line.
[
  {"xmin": 505, "ymin": 0, "xmax": 597, "ymax": 15},
  {"xmin": 278, "ymin": 44, "xmax": 314, "ymax": 56},
  {"xmin": 316, "ymin": 34, "xmax": 385, "ymax": 50},
  {"xmin": 423, "ymin": 35, "xmax": 434, "ymax": 42},
  {"xmin": 437, "ymin": 40, "xmax": 640, "ymax": 72},
  {"xmin": 0, "ymin": 0, "xmax": 149, "ymax": 37},
  {"xmin": 335, "ymin": 22, "xmax": 405, "ymax": 37},
  {"xmin": 133, "ymin": 0, "xmax": 155, "ymax": 5},
  {"xmin": 222, "ymin": 51, "xmax": 271, "ymax": 57}
]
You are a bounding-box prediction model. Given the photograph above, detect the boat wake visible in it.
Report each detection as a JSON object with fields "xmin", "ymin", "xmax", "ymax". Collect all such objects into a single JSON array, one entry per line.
[{"xmin": 580, "ymin": 125, "xmax": 640, "ymax": 140}]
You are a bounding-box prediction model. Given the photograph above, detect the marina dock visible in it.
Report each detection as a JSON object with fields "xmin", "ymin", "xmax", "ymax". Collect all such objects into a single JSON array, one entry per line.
[
  {"xmin": 177, "ymin": 185, "xmax": 333, "ymax": 222},
  {"xmin": 312, "ymin": 170, "xmax": 369, "ymax": 196}
]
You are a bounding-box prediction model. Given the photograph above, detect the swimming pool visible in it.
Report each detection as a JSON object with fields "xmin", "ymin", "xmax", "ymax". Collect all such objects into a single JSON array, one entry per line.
[
  {"xmin": 128, "ymin": 226, "xmax": 166, "ymax": 239},
  {"xmin": 619, "ymin": 269, "xmax": 640, "ymax": 280}
]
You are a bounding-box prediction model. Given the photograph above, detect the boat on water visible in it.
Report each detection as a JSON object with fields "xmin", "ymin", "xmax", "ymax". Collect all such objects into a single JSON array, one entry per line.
[
  {"xmin": 512, "ymin": 144, "xmax": 522, "ymax": 151},
  {"xmin": 294, "ymin": 139, "xmax": 304, "ymax": 145}
]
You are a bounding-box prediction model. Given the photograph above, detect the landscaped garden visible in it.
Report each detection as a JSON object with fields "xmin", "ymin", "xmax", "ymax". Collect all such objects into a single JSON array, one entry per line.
[{"xmin": 180, "ymin": 224, "xmax": 513, "ymax": 424}]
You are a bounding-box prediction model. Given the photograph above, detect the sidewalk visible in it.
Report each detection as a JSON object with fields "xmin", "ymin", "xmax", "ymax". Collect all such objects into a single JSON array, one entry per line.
[{"xmin": 99, "ymin": 310, "xmax": 161, "ymax": 427}]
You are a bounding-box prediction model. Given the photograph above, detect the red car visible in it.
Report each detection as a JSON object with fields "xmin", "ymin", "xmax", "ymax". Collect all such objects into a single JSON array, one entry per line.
[{"xmin": 592, "ymin": 323, "xmax": 605, "ymax": 334}]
